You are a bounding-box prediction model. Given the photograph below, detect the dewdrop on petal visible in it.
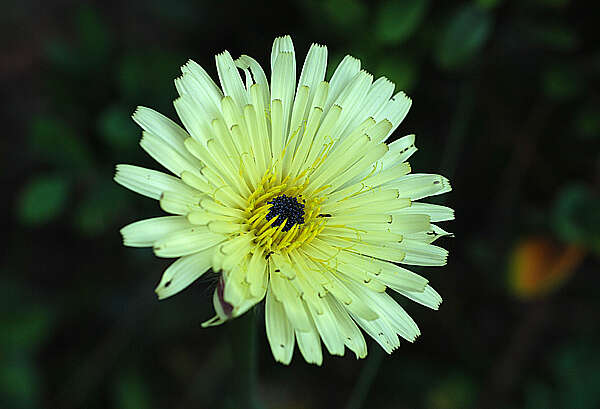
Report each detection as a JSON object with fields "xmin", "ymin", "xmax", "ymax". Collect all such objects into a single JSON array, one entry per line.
[{"xmin": 115, "ymin": 35, "xmax": 454, "ymax": 365}]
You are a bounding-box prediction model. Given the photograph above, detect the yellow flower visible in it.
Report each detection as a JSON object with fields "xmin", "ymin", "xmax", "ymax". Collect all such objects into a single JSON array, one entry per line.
[{"xmin": 115, "ymin": 35, "xmax": 453, "ymax": 365}]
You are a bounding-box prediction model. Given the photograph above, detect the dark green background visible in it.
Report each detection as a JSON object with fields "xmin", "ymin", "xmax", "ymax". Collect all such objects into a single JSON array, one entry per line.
[{"xmin": 3, "ymin": 0, "xmax": 600, "ymax": 408}]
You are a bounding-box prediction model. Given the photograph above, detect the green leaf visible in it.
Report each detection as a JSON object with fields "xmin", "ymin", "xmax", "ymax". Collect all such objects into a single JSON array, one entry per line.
[
  {"xmin": 29, "ymin": 116, "xmax": 93, "ymax": 169},
  {"xmin": 552, "ymin": 342, "xmax": 600, "ymax": 409},
  {"xmin": 375, "ymin": 0, "xmax": 430, "ymax": 45},
  {"xmin": 435, "ymin": 5, "xmax": 493, "ymax": 71},
  {"xmin": 574, "ymin": 104, "xmax": 600, "ymax": 139},
  {"xmin": 426, "ymin": 371, "xmax": 477, "ymax": 409},
  {"xmin": 75, "ymin": 4, "xmax": 113, "ymax": 61},
  {"xmin": 552, "ymin": 184, "xmax": 600, "ymax": 250},
  {"xmin": 322, "ymin": 0, "xmax": 367, "ymax": 29},
  {"xmin": 0, "ymin": 357, "xmax": 40, "ymax": 409},
  {"xmin": 524, "ymin": 22, "xmax": 579, "ymax": 51},
  {"xmin": 44, "ymin": 39, "xmax": 83, "ymax": 73},
  {"xmin": 524, "ymin": 382, "xmax": 553, "ymax": 409},
  {"xmin": 376, "ymin": 57, "xmax": 418, "ymax": 92},
  {"xmin": 0, "ymin": 305, "xmax": 54, "ymax": 354},
  {"xmin": 73, "ymin": 180, "xmax": 129, "ymax": 236},
  {"xmin": 117, "ymin": 51, "xmax": 183, "ymax": 105},
  {"xmin": 17, "ymin": 175, "xmax": 70, "ymax": 226},
  {"xmin": 542, "ymin": 65, "xmax": 583, "ymax": 101},
  {"xmin": 147, "ymin": 0, "xmax": 201, "ymax": 28},
  {"xmin": 97, "ymin": 105, "xmax": 139, "ymax": 151},
  {"xmin": 44, "ymin": 5, "xmax": 113, "ymax": 73},
  {"xmin": 476, "ymin": 0, "xmax": 502, "ymax": 9},
  {"xmin": 532, "ymin": 0, "xmax": 569, "ymax": 8},
  {"xmin": 114, "ymin": 369, "xmax": 153, "ymax": 409}
]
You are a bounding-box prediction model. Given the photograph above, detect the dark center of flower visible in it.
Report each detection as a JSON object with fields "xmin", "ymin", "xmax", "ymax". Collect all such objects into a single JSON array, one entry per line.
[{"xmin": 265, "ymin": 194, "xmax": 305, "ymax": 232}]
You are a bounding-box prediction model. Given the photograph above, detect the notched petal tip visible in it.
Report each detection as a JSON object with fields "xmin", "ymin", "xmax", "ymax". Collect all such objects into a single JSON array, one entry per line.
[
  {"xmin": 155, "ymin": 285, "xmax": 170, "ymax": 300},
  {"xmin": 216, "ymin": 50, "xmax": 232, "ymax": 59},
  {"xmin": 342, "ymin": 54, "xmax": 361, "ymax": 64},
  {"xmin": 131, "ymin": 105, "xmax": 143, "ymax": 120},
  {"xmin": 181, "ymin": 58, "xmax": 197, "ymax": 72},
  {"xmin": 201, "ymin": 315, "xmax": 227, "ymax": 328},
  {"xmin": 234, "ymin": 54, "xmax": 251, "ymax": 69},
  {"xmin": 273, "ymin": 34, "xmax": 293, "ymax": 46},
  {"xmin": 394, "ymin": 90, "xmax": 412, "ymax": 101},
  {"xmin": 274, "ymin": 353, "xmax": 293, "ymax": 366}
]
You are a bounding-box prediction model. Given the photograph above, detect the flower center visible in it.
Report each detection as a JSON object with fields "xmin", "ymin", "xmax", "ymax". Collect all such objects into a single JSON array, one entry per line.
[
  {"xmin": 245, "ymin": 170, "xmax": 327, "ymax": 255},
  {"xmin": 265, "ymin": 195, "xmax": 305, "ymax": 232}
]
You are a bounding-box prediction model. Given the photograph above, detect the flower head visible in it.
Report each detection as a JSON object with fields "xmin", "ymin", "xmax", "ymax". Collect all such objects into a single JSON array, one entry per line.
[{"xmin": 115, "ymin": 35, "xmax": 453, "ymax": 365}]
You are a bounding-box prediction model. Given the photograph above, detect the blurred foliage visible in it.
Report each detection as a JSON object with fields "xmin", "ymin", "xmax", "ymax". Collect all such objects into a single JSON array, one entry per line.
[
  {"xmin": 426, "ymin": 371, "xmax": 477, "ymax": 409},
  {"xmin": 542, "ymin": 64, "xmax": 583, "ymax": 101},
  {"xmin": 321, "ymin": 0, "xmax": 367, "ymax": 30},
  {"xmin": 113, "ymin": 368, "xmax": 154, "ymax": 409},
  {"xmin": 29, "ymin": 116, "xmax": 92, "ymax": 169},
  {"xmin": 574, "ymin": 103, "xmax": 600, "ymax": 139},
  {"xmin": 17, "ymin": 175, "xmax": 70, "ymax": 226},
  {"xmin": 434, "ymin": 4, "xmax": 493, "ymax": 71},
  {"xmin": 0, "ymin": 283, "xmax": 55, "ymax": 409},
  {"xmin": 552, "ymin": 184, "xmax": 600, "ymax": 251},
  {"xmin": 97, "ymin": 105, "xmax": 139, "ymax": 152},
  {"xmin": 524, "ymin": 340, "xmax": 600, "ymax": 409},
  {"xmin": 3, "ymin": 0, "xmax": 599, "ymax": 408},
  {"xmin": 508, "ymin": 237, "xmax": 584, "ymax": 299},
  {"xmin": 523, "ymin": 21, "xmax": 578, "ymax": 51},
  {"xmin": 374, "ymin": 0, "xmax": 430, "ymax": 46}
]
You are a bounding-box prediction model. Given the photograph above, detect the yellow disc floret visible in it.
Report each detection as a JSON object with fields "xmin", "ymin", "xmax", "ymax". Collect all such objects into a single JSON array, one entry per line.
[{"xmin": 245, "ymin": 170, "xmax": 327, "ymax": 255}]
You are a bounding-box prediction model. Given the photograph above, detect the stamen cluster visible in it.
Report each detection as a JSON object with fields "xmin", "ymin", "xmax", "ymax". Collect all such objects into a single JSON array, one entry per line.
[{"xmin": 266, "ymin": 195, "xmax": 305, "ymax": 231}]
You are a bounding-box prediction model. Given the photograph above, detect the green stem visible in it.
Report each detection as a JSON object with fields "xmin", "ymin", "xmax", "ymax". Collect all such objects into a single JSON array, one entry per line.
[
  {"xmin": 228, "ymin": 311, "xmax": 264, "ymax": 409},
  {"xmin": 345, "ymin": 347, "xmax": 385, "ymax": 409}
]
